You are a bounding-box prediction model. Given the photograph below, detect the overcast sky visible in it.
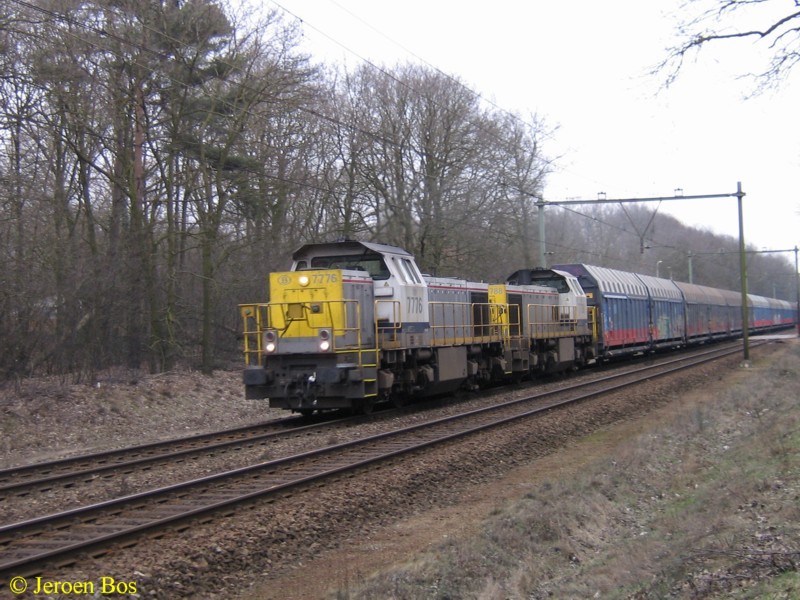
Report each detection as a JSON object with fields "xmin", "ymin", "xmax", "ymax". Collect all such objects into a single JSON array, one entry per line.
[{"xmin": 264, "ymin": 0, "xmax": 800, "ymax": 262}]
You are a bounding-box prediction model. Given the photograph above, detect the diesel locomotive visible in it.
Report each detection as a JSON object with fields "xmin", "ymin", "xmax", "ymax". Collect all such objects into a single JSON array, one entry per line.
[{"xmin": 240, "ymin": 240, "xmax": 796, "ymax": 415}]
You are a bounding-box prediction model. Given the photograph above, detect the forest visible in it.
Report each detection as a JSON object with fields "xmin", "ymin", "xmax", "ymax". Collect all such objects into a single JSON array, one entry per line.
[{"xmin": 1, "ymin": 0, "xmax": 796, "ymax": 380}]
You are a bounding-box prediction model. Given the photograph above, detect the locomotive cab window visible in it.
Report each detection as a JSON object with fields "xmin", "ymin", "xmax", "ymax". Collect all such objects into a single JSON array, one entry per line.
[
  {"xmin": 403, "ymin": 259, "xmax": 423, "ymax": 284},
  {"xmin": 309, "ymin": 254, "xmax": 391, "ymax": 280},
  {"xmin": 394, "ymin": 257, "xmax": 422, "ymax": 284},
  {"xmin": 533, "ymin": 277, "xmax": 570, "ymax": 293}
]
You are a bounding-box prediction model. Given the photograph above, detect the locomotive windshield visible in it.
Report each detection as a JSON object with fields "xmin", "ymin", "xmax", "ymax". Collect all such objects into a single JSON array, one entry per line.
[
  {"xmin": 307, "ymin": 254, "xmax": 391, "ymax": 280},
  {"xmin": 531, "ymin": 276, "xmax": 570, "ymax": 293}
]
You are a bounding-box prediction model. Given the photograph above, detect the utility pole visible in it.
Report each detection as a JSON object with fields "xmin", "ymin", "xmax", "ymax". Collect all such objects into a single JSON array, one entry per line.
[
  {"xmin": 736, "ymin": 182, "xmax": 750, "ymax": 364},
  {"xmin": 796, "ymin": 246, "xmax": 800, "ymax": 336},
  {"xmin": 537, "ymin": 198, "xmax": 546, "ymax": 268}
]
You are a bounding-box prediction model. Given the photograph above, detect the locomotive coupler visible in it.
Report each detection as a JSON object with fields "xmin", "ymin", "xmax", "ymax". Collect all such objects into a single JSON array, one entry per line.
[{"xmin": 284, "ymin": 374, "xmax": 319, "ymax": 410}]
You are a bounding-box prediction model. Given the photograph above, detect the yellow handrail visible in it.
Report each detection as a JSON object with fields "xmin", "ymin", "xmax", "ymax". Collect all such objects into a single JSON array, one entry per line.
[
  {"xmin": 239, "ymin": 303, "xmax": 269, "ymax": 366},
  {"xmin": 527, "ymin": 303, "xmax": 579, "ymax": 339},
  {"xmin": 428, "ymin": 302, "xmax": 524, "ymax": 346},
  {"xmin": 240, "ymin": 298, "xmax": 381, "ymax": 397}
]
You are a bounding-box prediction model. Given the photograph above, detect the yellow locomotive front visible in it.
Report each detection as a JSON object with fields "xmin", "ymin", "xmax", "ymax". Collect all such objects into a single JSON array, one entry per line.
[{"xmin": 240, "ymin": 265, "xmax": 378, "ymax": 415}]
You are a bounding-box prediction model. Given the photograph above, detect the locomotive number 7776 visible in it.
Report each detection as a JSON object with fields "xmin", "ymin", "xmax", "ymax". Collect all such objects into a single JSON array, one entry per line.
[
  {"xmin": 312, "ymin": 273, "xmax": 338, "ymax": 284},
  {"xmin": 407, "ymin": 296, "xmax": 424, "ymax": 314}
]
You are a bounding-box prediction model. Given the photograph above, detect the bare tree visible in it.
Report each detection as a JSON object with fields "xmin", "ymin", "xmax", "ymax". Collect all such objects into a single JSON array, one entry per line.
[
  {"xmin": 660, "ymin": 0, "xmax": 800, "ymax": 89},
  {"xmin": 493, "ymin": 113, "xmax": 552, "ymax": 270},
  {"xmin": 316, "ymin": 66, "xmax": 382, "ymax": 240},
  {"xmin": 0, "ymin": 0, "xmax": 316, "ymax": 377},
  {"xmin": 334, "ymin": 63, "xmax": 551, "ymax": 278}
]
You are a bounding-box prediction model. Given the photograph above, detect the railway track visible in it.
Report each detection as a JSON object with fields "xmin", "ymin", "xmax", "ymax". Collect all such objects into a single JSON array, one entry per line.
[
  {"xmin": 0, "ymin": 412, "xmax": 363, "ymax": 499},
  {"xmin": 0, "ymin": 340, "xmax": 757, "ymax": 581},
  {"xmin": 0, "ymin": 340, "xmax": 744, "ymax": 501}
]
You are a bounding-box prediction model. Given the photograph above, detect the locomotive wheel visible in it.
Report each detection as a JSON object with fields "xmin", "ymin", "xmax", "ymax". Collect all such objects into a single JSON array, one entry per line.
[
  {"xmin": 298, "ymin": 408, "xmax": 315, "ymax": 418},
  {"xmin": 359, "ymin": 398, "xmax": 376, "ymax": 415}
]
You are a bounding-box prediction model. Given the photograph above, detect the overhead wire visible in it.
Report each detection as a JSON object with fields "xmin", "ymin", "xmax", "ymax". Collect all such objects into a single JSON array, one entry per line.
[
  {"xmin": 269, "ymin": 0, "xmax": 554, "ymax": 162},
  {"xmin": 267, "ymin": 0, "xmax": 705, "ymax": 256},
  {"xmin": 323, "ymin": 0, "xmax": 548, "ymax": 137}
]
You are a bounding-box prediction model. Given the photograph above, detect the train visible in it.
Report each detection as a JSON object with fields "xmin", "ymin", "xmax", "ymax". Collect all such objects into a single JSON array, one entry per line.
[{"xmin": 239, "ymin": 239, "xmax": 797, "ymax": 415}]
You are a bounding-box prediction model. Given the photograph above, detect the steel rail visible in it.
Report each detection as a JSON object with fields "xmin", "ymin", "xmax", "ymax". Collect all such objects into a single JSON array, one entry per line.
[
  {"xmin": 0, "ymin": 417, "xmax": 293, "ymax": 483},
  {"xmin": 0, "ymin": 342, "xmax": 740, "ymax": 496},
  {"xmin": 0, "ymin": 340, "xmax": 757, "ymax": 581},
  {"xmin": 0, "ymin": 412, "xmax": 367, "ymax": 496}
]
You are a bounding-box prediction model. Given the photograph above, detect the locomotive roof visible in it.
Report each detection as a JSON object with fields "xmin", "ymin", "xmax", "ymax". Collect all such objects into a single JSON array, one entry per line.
[
  {"xmin": 292, "ymin": 240, "xmax": 413, "ymax": 261},
  {"xmin": 506, "ymin": 267, "xmax": 575, "ymax": 285}
]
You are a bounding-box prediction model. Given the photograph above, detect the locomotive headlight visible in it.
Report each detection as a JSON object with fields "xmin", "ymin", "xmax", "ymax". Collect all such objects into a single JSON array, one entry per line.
[
  {"xmin": 298, "ymin": 275, "xmax": 310, "ymax": 287},
  {"xmin": 318, "ymin": 329, "xmax": 331, "ymax": 352},
  {"xmin": 264, "ymin": 330, "xmax": 278, "ymax": 353}
]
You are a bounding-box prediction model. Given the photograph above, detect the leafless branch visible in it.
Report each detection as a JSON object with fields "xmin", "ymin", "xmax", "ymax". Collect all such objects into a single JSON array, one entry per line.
[{"xmin": 656, "ymin": 1, "xmax": 800, "ymax": 89}]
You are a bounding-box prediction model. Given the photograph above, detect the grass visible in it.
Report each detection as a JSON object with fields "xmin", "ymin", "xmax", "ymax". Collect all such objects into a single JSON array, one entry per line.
[{"xmin": 329, "ymin": 341, "xmax": 800, "ymax": 599}]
